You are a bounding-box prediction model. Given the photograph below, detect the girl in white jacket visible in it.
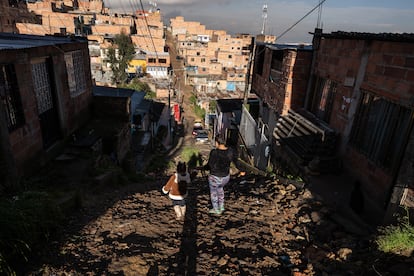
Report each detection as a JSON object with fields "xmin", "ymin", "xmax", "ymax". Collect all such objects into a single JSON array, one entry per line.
[{"xmin": 162, "ymin": 161, "xmax": 191, "ymax": 220}]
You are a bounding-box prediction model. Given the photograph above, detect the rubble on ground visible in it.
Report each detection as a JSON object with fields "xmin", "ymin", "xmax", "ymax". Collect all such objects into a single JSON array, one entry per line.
[{"xmin": 28, "ymin": 174, "xmax": 413, "ymax": 275}]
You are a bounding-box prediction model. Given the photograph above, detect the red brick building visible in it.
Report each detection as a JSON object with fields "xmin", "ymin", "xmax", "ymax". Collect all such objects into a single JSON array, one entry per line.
[
  {"xmin": 250, "ymin": 30, "xmax": 414, "ymax": 222},
  {"xmin": 252, "ymin": 43, "xmax": 313, "ymax": 115},
  {"xmin": 307, "ymin": 31, "xmax": 414, "ymax": 220},
  {"xmin": 0, "ymin": 33, "xmax": 93, "ymax": 184}
]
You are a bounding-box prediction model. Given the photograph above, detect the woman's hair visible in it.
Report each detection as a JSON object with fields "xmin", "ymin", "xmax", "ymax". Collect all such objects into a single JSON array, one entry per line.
[
  {"xmin": 215, "ymin": 135, "xmax": 226, "ymax": 145},
  {"xmin": 177, "ymin": 161, "xmax": 187, "ymax": 174}
]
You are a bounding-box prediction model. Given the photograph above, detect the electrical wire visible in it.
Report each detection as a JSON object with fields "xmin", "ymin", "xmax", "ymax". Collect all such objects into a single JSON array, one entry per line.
[
  {"xmin": 276, "ymin": 0, "xmax": 327, "ymax": 41},
  {"xmin": 139, "ymin": 0, "xmax": 159, "ymax": 59}
]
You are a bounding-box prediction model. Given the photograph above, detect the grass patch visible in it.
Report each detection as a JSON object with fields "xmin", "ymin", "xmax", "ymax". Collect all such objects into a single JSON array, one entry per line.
[
  {"xmin": 376, "ymin": 208, "xmax": 414, "ymax": 255},
  {"xmin": 144, "ymin": 153, "xmax": 175, "ymax": 174},
  {"xmin": 180, "ymin": 147, "xmax": 204, "ymax": 168},
  {"xmin": 0, "ymin": 191, "xmax": 63, "ymax": 275}
]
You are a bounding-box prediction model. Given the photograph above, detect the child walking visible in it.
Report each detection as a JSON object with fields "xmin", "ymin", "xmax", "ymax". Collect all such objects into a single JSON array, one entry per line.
[{"xmin": 162, "ymin": 161, "xmax": 191, "ymax": 220}]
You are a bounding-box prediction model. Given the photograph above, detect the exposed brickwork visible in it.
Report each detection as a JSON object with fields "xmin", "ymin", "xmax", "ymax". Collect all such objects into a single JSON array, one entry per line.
[
  {"xmin": 252, "ymin": 46, "xmax": 312, "ymax": 115},
  {"xmin": 0, "ymin": 37, "xmax": 92, "ymax": 178},
  {"xmin": 314, "ymin": 34, "xmax": 414, "ymax": 211}
]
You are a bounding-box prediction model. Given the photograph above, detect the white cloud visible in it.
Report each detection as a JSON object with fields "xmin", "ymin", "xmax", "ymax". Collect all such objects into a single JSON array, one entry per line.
[{"xmin": 102, "ymin": 0, "xmax": 414, "ymax": 43}]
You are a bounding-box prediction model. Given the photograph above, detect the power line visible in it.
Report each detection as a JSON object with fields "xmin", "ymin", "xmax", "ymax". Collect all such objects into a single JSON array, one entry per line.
[
  {"xmin": 139, "ymin": 0, "xmax": 159, "ymax": 59},
  {"xmin": 276, "ymin": 0, "xmax": 327, "ymax": 41}
]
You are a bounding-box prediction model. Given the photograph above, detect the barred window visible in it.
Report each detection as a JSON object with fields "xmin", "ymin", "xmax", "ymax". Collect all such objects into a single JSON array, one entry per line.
[
  {"xmin": 350, "ymin": 91, "xmax": 413, "ymax": 171},
  {"xmin": 65, "ymin": 50, "xmax": 87, "ymax": 98},
  {"xmin": 0, "ymin": 64, "xmax": 25, "ymax": 131},
  {"xmin": 32, "ymin": 61, "xmax": 53, "ymax": 114}
]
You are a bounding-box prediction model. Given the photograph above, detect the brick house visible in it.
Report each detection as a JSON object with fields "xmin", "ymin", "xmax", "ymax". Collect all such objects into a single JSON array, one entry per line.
[
  {"xmin": 250, "ymin": 30, "xmax": 414, "ymax": 222},
  {"xmin": 0, "ymin": 32, "xmax": 92, "ymax": 185},
  {"xmin": 252, "ymin": 43, "xmax": 313, "ymax": 116},
  {"xmin": 306, "ymin": 31, "xmax": 414, "ymax": 220}
]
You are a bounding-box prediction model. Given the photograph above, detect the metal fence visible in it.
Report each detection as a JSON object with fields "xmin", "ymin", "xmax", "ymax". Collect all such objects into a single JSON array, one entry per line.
[{"xmin": 239, "ymin": 105, "xmax": 269, "ymax": 171}]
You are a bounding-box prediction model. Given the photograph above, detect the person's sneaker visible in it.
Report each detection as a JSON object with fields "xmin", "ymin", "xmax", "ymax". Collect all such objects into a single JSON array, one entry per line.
[
  {"xmin": 209, "ymin": 208, "xmax": 221, "ymax": 215},
  {"xmin": 219, "ymin": 206, "xmax": 225, "ymax": 212}
]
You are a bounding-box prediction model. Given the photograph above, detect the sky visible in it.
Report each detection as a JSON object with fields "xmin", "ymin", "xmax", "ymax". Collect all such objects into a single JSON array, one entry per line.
[{"xmin": 103, "ymin": 0, "xmax": 414, "ymax": 43}]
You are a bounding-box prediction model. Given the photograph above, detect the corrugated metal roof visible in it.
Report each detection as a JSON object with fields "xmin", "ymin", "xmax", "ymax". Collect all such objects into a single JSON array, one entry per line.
[
  {"xmin": 315, "ymin": 31, "xmax": 414, "ymax": 42},
  {"xmin": 268, "ymin": 43, "xmax": 312, "ymax": 51},
  {"xmin": 0, "ymin": 32, "xmax": 86, "ymax": 51},
  {"xmin": 93, "ymin": 85, "xmax": 136, "ymax": 97}
]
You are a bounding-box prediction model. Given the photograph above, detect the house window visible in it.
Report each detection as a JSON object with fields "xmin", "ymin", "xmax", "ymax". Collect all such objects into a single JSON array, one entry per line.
[
  {"xmin": 201, "ymin": 58, "xmax": 205, "ymax": 62},
  {"xmin": 148, "ymin": 58, "xmax": 156, "ymax": 63},
  {"xmin": 271, "ymin": 50, "xmax": 283, "ymax": 71},
  {"xmin": 255, "ymin": 45, "xmax": 265, "ymax": 75},
  {"xmin": 228, "ymin": 55, "xmax": 232, "ymax": 59},
  {"xmin": 64, "ymin": 50, "xmax": 87, "ymax": 98},
  {"xmin": 159, "ymin": 58, "xmax": 167, "ymax": 63},
  {"xmin": 309, "ymin": 77, "xmax": 337, "ymax": 123},
  {"xmin": 350, "ymin": 91, "xmax": 413, "ymax": 171},
  {"xmin": 0, "ymin": 64, "xmax": 25, "ymax": 131},
  {"xmin": 32, "ymin": 61, "xmax": 53, "ymax": 114}
]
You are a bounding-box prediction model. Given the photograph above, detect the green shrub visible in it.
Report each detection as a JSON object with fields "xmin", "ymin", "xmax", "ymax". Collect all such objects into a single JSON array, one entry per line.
[
  {"xmin": 0, "ymin": 191, "xmax": 63, "ymax": 274},
  {"xmin": 376, "ymin": 208, "xmax": 414, "ymax": 254}
]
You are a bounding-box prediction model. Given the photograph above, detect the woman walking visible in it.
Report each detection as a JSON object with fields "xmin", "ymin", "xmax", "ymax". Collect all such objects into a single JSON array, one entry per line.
[{"xmin": 203, "ymin": 136, "xmax": 244, "ymax": 215}]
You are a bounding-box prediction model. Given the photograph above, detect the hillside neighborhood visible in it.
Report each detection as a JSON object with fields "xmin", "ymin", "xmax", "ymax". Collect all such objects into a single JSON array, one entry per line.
[{"xmin": 0, "ymin": 0, "xmax": 414, "ymax": 275}]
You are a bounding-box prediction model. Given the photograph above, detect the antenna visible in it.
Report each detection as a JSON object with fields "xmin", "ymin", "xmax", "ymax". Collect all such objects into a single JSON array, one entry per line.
[
  {"xmin": 261, "ymin": 3, "xmax": 268, "ymax": 35},
  {"xmin": 317, "ymin": 0, "xmax": 323, "ymax": 28},
  {"xmin": 148, "ymin": 1, "xmax": 157, "ymax": 12}
]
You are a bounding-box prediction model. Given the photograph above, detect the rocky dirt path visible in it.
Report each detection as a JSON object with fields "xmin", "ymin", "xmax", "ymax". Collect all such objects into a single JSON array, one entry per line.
[
  {"xmin": 27, "ymin": 170, "xmax": 413, "ymax": 275},
  {"xmin": 24, "ymin": 30, "xmax": 413, "ymax": 276}
]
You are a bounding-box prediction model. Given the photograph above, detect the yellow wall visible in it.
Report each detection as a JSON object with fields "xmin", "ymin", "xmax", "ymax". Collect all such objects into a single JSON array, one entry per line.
[{"xmin": 128, "ymin": 59, "xmax": 147, "ymax": 74}]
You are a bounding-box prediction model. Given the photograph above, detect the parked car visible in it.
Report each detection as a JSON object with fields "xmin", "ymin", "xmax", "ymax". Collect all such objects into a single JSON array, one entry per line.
[
  {"xmin": 195, "ymin": 129, "xmax": 209, "ymax": 143},
  {"xmin": 192, "ymin": 121, "xmax": 203, "ymax": 136}
]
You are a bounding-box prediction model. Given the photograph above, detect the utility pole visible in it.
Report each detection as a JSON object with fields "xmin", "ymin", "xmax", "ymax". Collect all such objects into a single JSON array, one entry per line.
[
  {"xmin": 244, "ymin": 36, "xmax": 256, "ymax": 105},
  {"xmin": 168, "ymin": 70, "xmax": 173, "ymax": 145}
]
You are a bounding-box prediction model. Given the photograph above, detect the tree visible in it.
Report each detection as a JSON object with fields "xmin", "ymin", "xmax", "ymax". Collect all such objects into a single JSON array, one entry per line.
[
  {"xmin": 106, "ymin": 32, "xmax": 135, "ymax": 85},
  {"xmin": 119, "ymin": 79, "xmax": 156, "ymax": 99}
]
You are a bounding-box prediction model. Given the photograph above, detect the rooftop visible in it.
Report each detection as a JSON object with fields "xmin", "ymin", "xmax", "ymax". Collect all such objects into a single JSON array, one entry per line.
[
  {"xmin": 93, "ymin": 86, "xmax": 137, "ymax": 98},
  {"xmin": 0, "ymin": 33, "xmax": 87, "ymax": 51},
  {"xmin": 317, "ymin": 30, "xmax": 414, "ymax": 42}
]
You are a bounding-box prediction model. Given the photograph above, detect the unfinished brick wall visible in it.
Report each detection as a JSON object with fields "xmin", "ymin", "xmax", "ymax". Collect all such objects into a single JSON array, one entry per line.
[
  {"xmin": 315, "ymin": 35, "xmax": 414, "ymax": 208},
  {"xmin": 1, "ymin": 40, "xmax": 93, "ymax": 177},
  {"xmin": 252, "ymin": 46, "xmax": 312, "ymax": 115}
]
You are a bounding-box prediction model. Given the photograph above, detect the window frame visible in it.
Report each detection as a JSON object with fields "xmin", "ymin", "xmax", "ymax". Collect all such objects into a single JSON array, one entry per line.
[
  {"xmin": 309, "ymin": 77, "xmax": 337, "ymax": 123},
  {"xmin": 350, "ymin": 91, "xmax": 414, "ymax": 171},
  {"xmin": 65, "ymin": 50, "xmax": 87, "ymax": 98},
  {"xmin": 0, "ymin": 64, "xmax": 25, "ymax": 131}
]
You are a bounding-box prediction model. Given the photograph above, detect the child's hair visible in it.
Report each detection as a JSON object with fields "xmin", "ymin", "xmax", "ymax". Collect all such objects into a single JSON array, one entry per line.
[{"xmin": 177, "ymin": 161, "xmax": 187, "ymax": 175}]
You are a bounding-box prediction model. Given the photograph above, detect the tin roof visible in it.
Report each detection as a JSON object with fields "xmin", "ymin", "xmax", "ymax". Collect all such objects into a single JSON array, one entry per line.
[
  {"xmin": 257, "ymin": 41, "xmax": 312, "ymax": 51},
  {"xmin": 0, "ymin": 32, "xmax": 87, "ymax": 51},
  {"xmin": 93, "ymin": 85, "xmax": 136, "ymax": 98},
  {"xmin": 315, "ymin": 31, "xmax": 414, "ymax": 42}
]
